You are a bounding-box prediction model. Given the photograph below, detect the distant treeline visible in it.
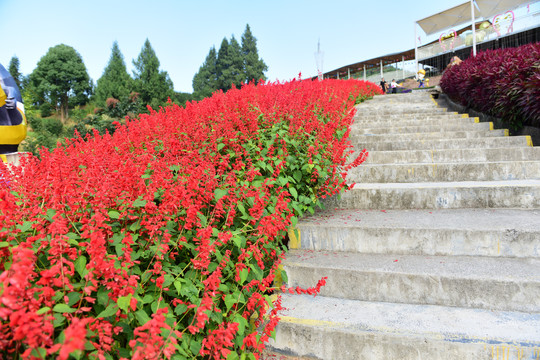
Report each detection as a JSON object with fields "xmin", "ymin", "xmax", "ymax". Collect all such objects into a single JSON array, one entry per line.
[{"xmin": 7, "ymin": 24, "xmax": 267, "ymax": 122}]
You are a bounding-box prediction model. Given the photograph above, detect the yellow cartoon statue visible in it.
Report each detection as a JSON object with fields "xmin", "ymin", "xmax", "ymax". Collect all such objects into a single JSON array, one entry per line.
[
  {"xmin": 417, "ymin": 69, "xmax": 429, "ymax": 88},
  {"xmin": 0, "ymin": 62, "xmax": 27, "ymax": 164}
]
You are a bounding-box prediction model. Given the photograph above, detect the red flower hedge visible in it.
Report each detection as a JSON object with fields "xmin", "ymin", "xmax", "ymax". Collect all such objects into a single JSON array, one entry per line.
[
  {"xmin": 0, "ymin": 79, "xmax": 381, "ymax": 359},
  {"xmin": 440, "ymin": 42, "xmax": 540, "ymax": 129}
]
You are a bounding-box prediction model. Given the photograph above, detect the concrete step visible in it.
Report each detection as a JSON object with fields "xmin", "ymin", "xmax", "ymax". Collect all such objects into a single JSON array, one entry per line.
[
  {"xmin": 324, "ymin": 180, "xmax": 540, "ymax": 210},
  {"xmin": 355, "ymin": 108, "xmax": 445, "ymax": 116},
  {"xmin": 350, "ymin": 130, "xmax": 509, "ymax": 143},
  {"xmin": 352, "ymin": 116, "xmax": 477, "ymax": 128},
  {"xmin": 268, "ymin": 294, "xmax": 540, "ymax": 360},
  {"xmin": 357, "ymin": 147, "xmax": 540, "ymax": 164},
  {"xmin": 346, "ymin": 161, "xmax": 540, "ymax": 182},
  {"xmin": 351, "ymin": 135, "xmax": 533, "ymax": 151},
  {"xmin": 282, "ymin": 250, "xmax": 540, "ymax": 312},
  {"xmin": 351, "ymin": 122, "xmax": 493, "ymax": 134},
  {"xmin": 290, "ymin": 208, "xmax": 540, "ymax": 258},
  {"xmin": 354, "ymin": 113, "xmax": 462, "ymax": 123}
]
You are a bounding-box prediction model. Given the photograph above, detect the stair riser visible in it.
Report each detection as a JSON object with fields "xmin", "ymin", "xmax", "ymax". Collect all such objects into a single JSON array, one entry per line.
[
  {"xmin": 270, "ymin": 322, "xmax": 540, "ymax": 360},
  {"xmin": 347, "ymin": 162, "xmax": 540, "ymax": 183},
  {"xmin": 294, "ymin": 226, "xmax": 540, "ymax": 258},
  {"xmin": 283, "ymin": 265, "xmax": 540, "ymax": 312},
  {"xmin": 325, "ymin": 185, "xmax": 540, "ymax": 210},
  {"xmin": 357, "ymin": 148, "xmax": 540, "ymax": 164},
  {"xmin": 352, "ymin": 137, "xmax": 531, "ymax": 151}
]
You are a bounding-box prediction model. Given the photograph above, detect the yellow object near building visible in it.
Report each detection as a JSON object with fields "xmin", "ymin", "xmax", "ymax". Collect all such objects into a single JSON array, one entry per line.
[{"xmin": 0, "ymin": 70, "xmax": 28, "ymax": 163}]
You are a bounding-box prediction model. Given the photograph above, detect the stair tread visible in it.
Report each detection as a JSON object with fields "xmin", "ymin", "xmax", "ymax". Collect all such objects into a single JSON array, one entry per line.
[
  {"xmin": 276, "ymin": 294, "xmax": 540, "ymax": 345},
  {"xmin": 349, "ymin": 179, "xmax": 540, "ymax": 188},
  {"xmin": 284, "ymin": 250, "xmax": 540, "ymax": 281},
  {"xmin": 300, "ymin": 208, "xmax": 540, "ymax": 231}
]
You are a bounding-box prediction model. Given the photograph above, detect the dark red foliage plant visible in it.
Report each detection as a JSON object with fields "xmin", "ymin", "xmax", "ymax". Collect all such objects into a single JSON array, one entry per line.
[
  {"xmin": 440, "ymin": 42, "xmax": 540, "ymax": 130},
  {"xmin": 0, "ymin": 78, "xmax": 381, "ymax": 359}
]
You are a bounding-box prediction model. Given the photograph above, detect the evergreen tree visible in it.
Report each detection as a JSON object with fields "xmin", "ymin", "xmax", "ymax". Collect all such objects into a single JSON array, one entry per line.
[
  {"xmin": 28, "ymin": 44, "xmax": 92, "ymax": 122},
  {"xmin": 215, "ymin": 36, "xmax": 244, "ymax": 92},
  {"xmin": 95, "ymin": 41, "xmax": 133, "ymax": 106},
  {"xmin": 8, "ymin": 56, "xmax": 23, "ymax": 90},
  {"xmin": 132, "ymin": 39, "xmax": 174, "ymax": 108},
  {"xmin": 241, "ymin": 24, "xmax": 268, "ymax": 84},
  {"xmin": 192, "ymin": 46, "xmax": 217, "ymax": 99}
]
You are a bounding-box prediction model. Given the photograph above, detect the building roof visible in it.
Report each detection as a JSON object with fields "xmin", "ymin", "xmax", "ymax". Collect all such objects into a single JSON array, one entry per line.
[{"xmin": 416, "ymin": 0, "xmax": 529, "ymax": 35}]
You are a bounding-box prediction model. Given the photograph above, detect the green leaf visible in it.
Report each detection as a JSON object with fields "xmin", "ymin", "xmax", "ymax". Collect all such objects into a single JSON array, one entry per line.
[
  {"xmin": 53, "ymin": 304, "xmax": 76, "ymax": 313},
  {"xmin": 17, "ymin": 221, "xmax": 33, "ymax": 233},
  {"xmin": 293, "ymin": 170, "xmax": 303, "ymax": 183},
  {"xmin": 96, "ymin": 303, "xmax": 118, "ymax": 318},
  {"xmin": 30, "ymin": 348, "xmax": 47, "ymax": 358},
  {"xmin": 239, "ymin": 268, "xmax": 249, "ymax": 284},
  {"xmin": 66, "ymin": 292, "xmax": 82, "ymax": 307},
  {"xmin": 108, "ymin": 210, "xmax": 120, "ymax": 219},
  {"xmin": 0, "ymin": 242, "xmax": 9, "ymax": 248},
  {"xmin": 289, "ymin": 187, "xmax": 298, "ymax": 199},
  {"xmin": 217, "ymin": 143, "xmax": 225, "ymax": 151},
  {"xmin": 36, "ymin": 306, "xmax": 51, "ymax": 315},
  {"xmin": 224, "ymin": 294, "xmax": 236, "ymax": 311},
  {"xmin": 133, "ymin": 198, "xmax": 147, "ymax": 208},
  {"xmin": 117, "ymin": 294, "xmax": 132, "ymax": 313},
  {"xmin": 135, "ymin": 309, "xmax": 151, "ymax": 325},
  {"xmin": 214, "ymin": 188, "xmax": 228, "ymax": 201},
  {"xmin": 74, "ymin": 256, "xmax": 87, "ymax": 277},
  {"xmin": 227, "ymin": 352, "xmax": 239, "ymax": 360}
]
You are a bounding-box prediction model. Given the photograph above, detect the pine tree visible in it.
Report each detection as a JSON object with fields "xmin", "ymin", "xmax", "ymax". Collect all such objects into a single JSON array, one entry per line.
[
  {"xmin": 132, "ymin": 39, "xmax": 174, "ymax": 108},
  {"xmin": 241, "ymin": 24, "xmax": 268, "ymax": 85},
  {"xmin": 95, "ymin": 41, "xmax": 133, "ymax": 106},
  {"xmin": 192, "ymin": 46, "xmax": 217, "ymax": 99},
  {"xmin": 216, "ymin": 36, "xmax": 244, "ymax": 92},
  {"xmin": 8, "ymin": 56, "xmax": 23, "ymax": 90}
]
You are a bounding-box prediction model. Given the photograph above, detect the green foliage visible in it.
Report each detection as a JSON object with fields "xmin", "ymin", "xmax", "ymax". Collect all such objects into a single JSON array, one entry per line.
[
  {"xmin": 216, "ymin": 37, "xmax": 245, "ymax": 92},
  {"xmin": 71, "ymin": 114, "xmax": 119, "ymax": 138},
  {"xmin": 8, "ymin": 56, "xmax": 23, "ymax": 90},
  {"xmin": 192, "ymin": 46, "xmax": 218, "ymax": 99},
  {"xmin": 132, "ymin": 39, "xmax": 174, "ymax": 109},
  {"xmin": 27, "ymin": 44, "xmax": 92, "ymax": 122},
  {"xmin": 39, "ymin": 103, "xmax": 52, "ymax": 118},
  {"xmin": 193, "ymin": 24, "xmax": 267, "ymax": 98},
  {"xmin": 95, "ymin": 41, "xmax": 134, "ymax": 107},
  {"xmin": 241, "ymin": 24, "xmax": 267, "ymax": 85},
  {"xmin": 42, "ymin": 118, "xmax": 63, "ymax": 136}
]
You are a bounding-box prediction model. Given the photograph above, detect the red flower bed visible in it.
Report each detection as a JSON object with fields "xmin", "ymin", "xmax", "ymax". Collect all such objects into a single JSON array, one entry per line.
[
  {"xmin": 0, "ymin": 79, "xmax": 381, "ymax": 359},
  {"xmin": 440, "ymin": 42, "xmax": 540, "ymax": 130}
]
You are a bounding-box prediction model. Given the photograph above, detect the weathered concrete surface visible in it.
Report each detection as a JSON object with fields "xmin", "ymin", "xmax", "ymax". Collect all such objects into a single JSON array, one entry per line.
[
  {"xmin": 282, "ymin": 250, "xmax": 540, "ymax": 312},
  {"xmin": 359, "ymin": 147, "xmax": 540, "ymax": 164},
  {"xmin": 267, "ymin": 295, "xmax": 540, "ymax": 360},
  {"xmin": 347, "ymin": 161, "xmax": 540, "ymax": 182},
  {"xmin": 269, "ymin": 92, "xmax": 540, "ymax": 359},
  {"xmin": 330, "ymin": 180, "xmax": 540, "ymax": 209},
  {"xmin": 293, "ymin": 208, "xmax": 540, "ymax": 257}
]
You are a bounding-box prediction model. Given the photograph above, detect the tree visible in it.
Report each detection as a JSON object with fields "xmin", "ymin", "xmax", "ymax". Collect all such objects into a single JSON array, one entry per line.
[
  {"xmin": 215, "ymin": 36, "xmax": 244, "ymax": 92},
  {"xmin": 132, "ymin": 39, "xmax": 174, "ymax": 109},
  {"xmin": 192, "ymin": 46, "xmax": 218, "ymax": 99},
  {"xmin": 95, "ymin": 41, "xmax": 133, "ymax": 106},
  {"xmin": 241, "ymin": 24, "xmax": 268, "ymax": 85},
  {"xmin": 28, "ymin": 44, "xmax": 92, "ymax": 122},
  {"xmin": 8, "ymin": 56, "xmax": 23, "ymax": 90}
]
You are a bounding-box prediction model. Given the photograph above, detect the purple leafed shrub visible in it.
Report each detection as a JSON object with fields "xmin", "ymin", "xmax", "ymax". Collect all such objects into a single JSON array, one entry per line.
[{"xmin": 441, "ymin": 42, "xmax": 540, "ymax": 130}]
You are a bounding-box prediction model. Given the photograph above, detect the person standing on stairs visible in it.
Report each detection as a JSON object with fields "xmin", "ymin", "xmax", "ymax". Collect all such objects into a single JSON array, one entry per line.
[
  {"xmin": 390, "ymin": 79, "xmax": 402, "ymax": 94},
  {"xmin": 379, "ymin": 78, "xmax": 388, "ymax": 94}
]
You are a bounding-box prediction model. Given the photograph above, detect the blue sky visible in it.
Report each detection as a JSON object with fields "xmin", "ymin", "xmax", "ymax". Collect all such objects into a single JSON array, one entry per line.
[{"xmin": 2, "ymin": 0, "xmax": 479, "ymax": 93}]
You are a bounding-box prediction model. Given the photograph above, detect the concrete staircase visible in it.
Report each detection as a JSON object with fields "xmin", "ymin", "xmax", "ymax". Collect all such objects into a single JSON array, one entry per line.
[{"xmin": 267, "ymin": 92, "xmax": 540, "ymax": 359}]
